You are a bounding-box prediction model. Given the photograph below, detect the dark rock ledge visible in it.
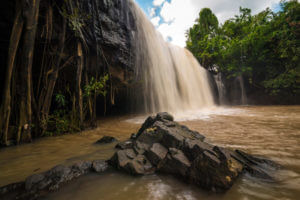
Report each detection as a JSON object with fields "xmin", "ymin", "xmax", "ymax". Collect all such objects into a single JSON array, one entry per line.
[
  {"xmin": 0, "ymin": 160, "xmax": 109, "ymax": 200},
  {"xmin": 0, "ymin": 112, "xmax": 280, "ymax": 199}
]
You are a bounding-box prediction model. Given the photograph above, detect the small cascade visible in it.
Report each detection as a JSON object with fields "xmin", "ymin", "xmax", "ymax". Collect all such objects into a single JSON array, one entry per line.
[
  {"xmin": 235, "ymin": 75, "xmax": 247, "ymax": 105},
  {"xmin": 129, "ymin": 0, "xmax": 215, "ymax": 114},
  {"xmin": 214, "ymin": 73, "xmax": 227, "ymax": 105}
]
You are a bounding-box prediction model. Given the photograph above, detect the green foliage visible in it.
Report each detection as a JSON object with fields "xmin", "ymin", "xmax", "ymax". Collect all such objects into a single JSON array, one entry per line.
[
  {"xmin": 44, "ymin": 75, "xmax": 109, "ymax": 136},
  {"xmin": 198, "ymin": 8, "xmax": 219, "ymax": 37},
  {"xmin": 84, "ymin": 75, "xmax": 109, "ymax": 98},
  {"xmin": 55, "ymin": 92, "xmax": 66, "ymax": 108},
  {"xmin": 60, "ymin": 0, "xmax": 91, "ymax": 37},
  {"xmin": 46, "ymin": 92, "xmax": 79, "ymax": 136},
  {"xmin": 46, "ymin": 110, "xmax": 80, "ymax": 136},
  {"xmin": 186, "ymin": 1, "xmax": 300, "ymax": 96}
]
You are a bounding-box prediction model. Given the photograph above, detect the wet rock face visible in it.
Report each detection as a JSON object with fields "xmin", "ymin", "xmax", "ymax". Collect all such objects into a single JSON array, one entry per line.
[
  {"xmin": 110, "ymin": 112, "xmax": 280, "ymax": 192},
  {"xmin": 78, "ymin": 0, "xmax": 136, "ymax": 86}
]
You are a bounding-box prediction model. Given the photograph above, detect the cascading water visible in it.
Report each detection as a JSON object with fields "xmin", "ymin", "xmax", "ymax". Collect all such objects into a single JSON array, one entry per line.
[
  {"xmin": 237, "ymin": 75, "xmax": 247, "ymax": 105},
  {"xmin": 214, "ymin": 73, "xmax": 227, "ymax": 105},
  {"xmin": 129, "ymin": 0, "xmax": 215, "ymax": 114},
  {"xmin": 233, "ymin": 75, "xmax": 247, "ymax": 105}
]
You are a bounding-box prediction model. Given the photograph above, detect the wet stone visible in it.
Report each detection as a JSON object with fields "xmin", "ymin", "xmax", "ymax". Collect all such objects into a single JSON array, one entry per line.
[
  {"xmin": 96, "ymin": 136, "xmax": 117, "ymax": 144},
  {"xmin": 146, "ymin": 143, "xmax": 168, "ymax": 166},
  {"xmin": 115, "ymin": 140, "xmax": 134, "ymax": 150},
  {"xmin": 92, "ymin": 160, "xmax": 109, "ymax": 173}
]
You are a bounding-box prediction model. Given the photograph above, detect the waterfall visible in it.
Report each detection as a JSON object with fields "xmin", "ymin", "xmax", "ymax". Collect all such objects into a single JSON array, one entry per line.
[
  {"xmin": 236, "ymin": 75, "xmax": 247, "ymax": 105},
  {"xmin": 214, "ymin": 73, "xmax": 226, "ymax": 105},
  {"xmin": 129, "ymin": 0, "xmax": 215, "ymax": 114}
]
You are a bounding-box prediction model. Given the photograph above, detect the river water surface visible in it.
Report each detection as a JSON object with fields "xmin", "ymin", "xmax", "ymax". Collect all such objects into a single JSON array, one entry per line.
[{"xmin": 0, "ymin": 106, "xmax": 299, "ymax": 200}]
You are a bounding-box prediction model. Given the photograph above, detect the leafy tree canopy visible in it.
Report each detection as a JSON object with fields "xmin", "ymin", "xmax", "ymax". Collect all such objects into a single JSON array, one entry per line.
[{"xmin": 186, "ymin": 0, "xmax": 300, "ymax": 96}]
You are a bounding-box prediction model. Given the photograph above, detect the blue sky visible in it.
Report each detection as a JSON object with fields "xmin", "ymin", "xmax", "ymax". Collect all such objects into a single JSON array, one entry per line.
[
  {"xmin": 134, "ymin": 0, "xmax": 282, "ymax": 47},
  {"xmin": 135, "ymin": 0, "xmax": 154, "ymax": 12}
]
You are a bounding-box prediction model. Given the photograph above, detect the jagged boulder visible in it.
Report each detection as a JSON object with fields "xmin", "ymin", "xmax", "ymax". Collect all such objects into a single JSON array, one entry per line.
[
  {"xmin": 189, "ymin": 148, "xmax": 243, "ymax": 192},
  {"xmin": 145, "ymin": 143, "xmax": 168, "ymax": 166},
  {"xmin": 158, "ymin": 148, "xmax": 191, "ymax": 178},
  {"xmin": 182, "ymin": 138, "xmax": 214, "ymax": 161},
  {"xmin": 109, "ymin": 148, "xmax": 154, "ymax": 175},
  {"xmin": 110, "ymin": 112, "xmax": 280, "ymax": 192}
]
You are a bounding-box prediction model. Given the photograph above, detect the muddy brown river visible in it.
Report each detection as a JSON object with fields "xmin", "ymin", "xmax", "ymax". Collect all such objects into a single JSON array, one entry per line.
[{"xmin": 0, "ymin": 106, "xmax": 299, "ymax": 200}]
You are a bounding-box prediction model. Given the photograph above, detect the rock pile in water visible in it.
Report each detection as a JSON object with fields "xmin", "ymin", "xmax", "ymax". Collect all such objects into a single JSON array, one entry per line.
[
  {"xmin": 110, "ymin": 112, "xmax": 280, "ymax": 192},
  {"xmin": 0, "ymin": 112, "xmax": 280, "ymax": 199}
]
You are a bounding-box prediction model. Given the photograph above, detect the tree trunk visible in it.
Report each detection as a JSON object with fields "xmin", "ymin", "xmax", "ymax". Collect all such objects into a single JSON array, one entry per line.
[
  {"xmin": 93, "ymin": 91, "xmax": 97, "ymax": 126},
  {"xmin": 18, "ymin": 0, "xmax": 40, "ymax": 142},
  {"xmin": 38, "ymin": 16, "xmax": 66, "ymax": 134},
  {"xmin": 37, "ymin": 3, "xmax": 53, "ymax": 97},
  {"xmin": 76, "ymin": 42, "xmax": 84, "ymax": 124},
  {"xmin": 85, "ymin": 72, "xmax": 93, "ymax": 121},
  {"xmin": 0, "ymin": 0, "xmax": 24, "ymax": 146}
]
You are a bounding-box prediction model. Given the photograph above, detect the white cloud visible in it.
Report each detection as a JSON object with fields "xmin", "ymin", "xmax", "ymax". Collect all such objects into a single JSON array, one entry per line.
[
  {"xmin": 158, "ymin": 0, "xmax": 198, "ymax": 47},
  {"xmin": 155, "ymin": 0, "xmax": 280, "ymax": 47},
  {"xmin": 151, "ymin": 16, "xmax": 161, "ymax": 26},
  {"xmin": 149, "ymin": 7, "xmax": 156, "ymax": 17},
  {"xmin": 153, "ymin": 0, "xmax": 165, "ymax": 7}
]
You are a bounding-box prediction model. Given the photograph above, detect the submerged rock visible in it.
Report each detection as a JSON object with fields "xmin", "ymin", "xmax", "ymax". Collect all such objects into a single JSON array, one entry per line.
[
  {"xmin": 109, "ymin": 112, "xmax": 280, "ymax": 192},
  {"xmin": 232, "ymin": 149, "xmax": 280, "ymax": 180},
  {"xmin": 0, "ymin": 160, "xmax": 109, "ymax": 200},
  {"xmin": 96, "ymin": 136, "xmax": 117, "ymax": 144}
]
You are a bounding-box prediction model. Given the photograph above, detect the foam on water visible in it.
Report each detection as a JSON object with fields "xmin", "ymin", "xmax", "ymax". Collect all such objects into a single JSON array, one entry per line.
[
  {"xmin": 125, "ymin": 106, "xmax": 246, "ymax": 124},
  {"xmin": 146, "ymin": 180, "xmax": 172, "ymax": 200}
]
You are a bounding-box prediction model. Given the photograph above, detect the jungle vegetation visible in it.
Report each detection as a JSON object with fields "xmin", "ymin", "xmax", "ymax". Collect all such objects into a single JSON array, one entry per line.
[
  {"xmin": 186, "ymin": 0, "xmax": 300, "ymax": 97},
  {"xmin": 0, "ymin": 0, "xmax": 110, "ymax": 146}
]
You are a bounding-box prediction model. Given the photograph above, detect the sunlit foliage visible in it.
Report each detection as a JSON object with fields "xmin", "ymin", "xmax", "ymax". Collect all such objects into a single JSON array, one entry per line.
[{"xmin": 186, "ymin": 1, "xmax": 300, "ymax": 96}]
